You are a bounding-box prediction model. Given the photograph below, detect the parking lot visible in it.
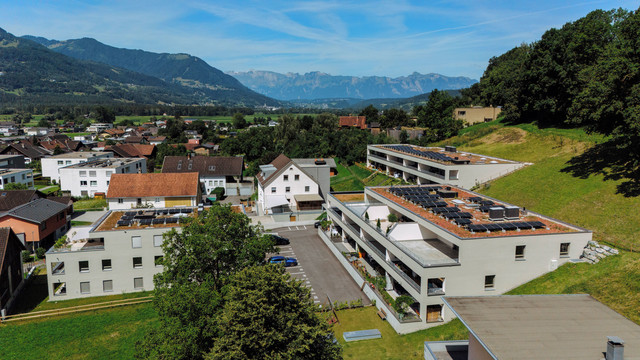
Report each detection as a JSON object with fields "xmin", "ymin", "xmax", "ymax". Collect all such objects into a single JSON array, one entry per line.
[{"xmin": 267, "ymin": 226, "xmax": 370, "ymax": 307}]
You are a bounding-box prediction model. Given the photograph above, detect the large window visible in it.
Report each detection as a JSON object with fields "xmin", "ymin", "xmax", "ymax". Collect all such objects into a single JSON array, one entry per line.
[
  {"xmin": 80, "ymin": 281, "xmax": 90, "ymax": 294},
  {"xmin": 103, "ymin": 280, "xmax": 113, "ymax": 292},
  {"xmin": 79, "ymin": 260, "xmax": 89, "ymax": 273},
  {"xmin": 131, "ymin": 236, "xmax": 142, "ymax": 248}
]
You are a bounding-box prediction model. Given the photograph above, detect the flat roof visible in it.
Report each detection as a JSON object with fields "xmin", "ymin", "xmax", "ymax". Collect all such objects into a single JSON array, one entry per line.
[
  {"xmin": 63, "ymin": 158, "xmax": 142, "ymax": 169},
  {"xmin": 93, "ymin": 208, "xmax": 197, "ymax": 232},
  {"xmin": 0, "ymin": 168, "xmax": 31, "ymax": 176},
  {"xmin": 371, "ymin": 144, "xmax": 518, "ymax": 165},
  {"xmin": 45, "ymin": 151, "xmax": 111, "ymax": 159},
  {"xmin": 366, "ymin": 185, "xmax": 586, "ymax": 238},
  {"xmin": 444, "ymin": 295, "xmax": 640, "ymax": 360}
]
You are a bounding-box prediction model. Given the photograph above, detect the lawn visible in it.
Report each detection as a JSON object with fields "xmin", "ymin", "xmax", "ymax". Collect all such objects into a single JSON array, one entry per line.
[
  {"xmin": 331, "ymin": 161, "xmax": 404, "ymax": 192},
  {"xmin": 333, "ymin": 306, "xmax": 468, "ymax": 360},
  {"xmin": 73, "ymin": 198, "xmax": 107, "ymax": 210}
]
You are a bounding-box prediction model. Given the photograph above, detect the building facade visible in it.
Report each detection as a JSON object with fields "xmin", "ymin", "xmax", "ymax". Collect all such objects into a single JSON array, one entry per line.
[
  {"xmin": 0, "ymin": 198, "xmax": 71, "ymax": 250},
  {"xmin": 0, "ymin": 169, "xmax": 34, "ymax": 190},
  {"xmin": 367, "ymin": 144, "xmax": 525, "ymax": 190},
  {"xmin": 453, "ymin": 106, "xmax": 502, "ymax": 125},
  {"xmin": 106, "ymin": 172, "xmax": 201, "ymax": 210},
  {"xmin": 161, "ymin": 155, "xmax": 248, "ymax": 196},
  {"xmin": 0, "ymin": 155, "xmax": 26, "ymax": 170},
  {"xmin": 0, "ymin": 228, "xmax": 26, "ymax": 312},
  {"xmin": 42, "ymin": 152, "xmax": 113, "ymax": 183},
  {"xmin": 59, "ymin": 158, "xmax": 146, "ymax": 197},
  {"xmin": 323, "ymin": 184, "xmax": 591, "ymax": 333}
]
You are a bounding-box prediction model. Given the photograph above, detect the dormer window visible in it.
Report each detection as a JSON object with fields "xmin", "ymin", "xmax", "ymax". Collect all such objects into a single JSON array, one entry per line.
[{"xmin": 208, "ymin": 165, "xmax": 215, "ymax": 171}]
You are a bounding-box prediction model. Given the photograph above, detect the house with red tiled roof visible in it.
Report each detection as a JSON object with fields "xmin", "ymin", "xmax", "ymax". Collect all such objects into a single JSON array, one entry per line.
[
  {"xmin": 106, "ymin": 172, "xmax": 201, "ymax": 210},
  {"xmin": 339, "ymin": 116, "xmax": 367, "ymax": 130},
  {"xmin": 105, "ymin": 143, "xmax": 156, "ymax": 160}
]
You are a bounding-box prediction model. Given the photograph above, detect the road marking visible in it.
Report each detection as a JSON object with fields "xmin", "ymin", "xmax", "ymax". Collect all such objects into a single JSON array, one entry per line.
[
  {"xmin": 314, "ymin": 300, "xmax": 320, "ymax": 303},
  {"xmin": 288, "ymin": 226, "xmax": 292, "ymax": 230},
  {"xmin": 279, "ymin": 250, "xmax": 294, "ymax": 254},
  {"xmin": 302, "ymin": 226, "xmax": 307, "ymax": 230},
  {"xmin": 289, "ymin": 272, "xmax": 305, "ymax": 275}
]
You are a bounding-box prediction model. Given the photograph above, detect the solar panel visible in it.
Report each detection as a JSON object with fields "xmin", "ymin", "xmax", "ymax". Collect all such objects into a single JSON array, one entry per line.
[
  {"xmin": 499, "ymin": 222, "xmax": 517, "ymax": 230},
  {"xmin": 116, "ymin": 220, "xmax": 130, "ymax": 227},
  {"xmin": 467, "ymin": 224, "xmax": 487, "ymax": 232},
  {"xmin": 140, "ymin": 219, "xmax": 153, "ymax": 225},
  {"xmin": 152, "ymin": 218, "xmax": 165, "ymax": 225},
  {"xmin": 125, "ymin": 211, "xmax": 137, "ymax": 216},
  {"xmin": 181, "ymin": 208, "xmax": 193, "ymax": 213},
  {"xmin": 528, "ymin": 221, "xmax": 546, "ymax": 229},
  {"xmin": 479, "ymin": 200, "xmax": 495, "ymax": 206},
  {"xmin": 165, "ymin": 218, "xmax": 178, "ymax": 224},
  {"xmin": 458, "ymin": 212, "xmax": 473, "ymax": 218},
  {"xmin": 467, "ymin": 197, "xmax": 483, "ymax": 203},
  {"xmin": 454, "ymin": 218, "xmax": 472, "ymax": 225},
  {"xmin": 169, "ymin": 209, "xmax": 179, "ymax": 214},
  {"xmin": 434, "ymin": 201, "xmax": 448, "ymax": 207}
]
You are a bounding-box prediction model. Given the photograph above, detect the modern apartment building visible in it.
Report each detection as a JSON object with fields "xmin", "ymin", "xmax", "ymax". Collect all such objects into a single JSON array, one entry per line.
[
  {"xmin": 59, "ymin": 158, "xmax": 146, "ymax": 197},
  {"xmin": 45, "ymin": 207, "xmax": 195, "ymax": 300},
  {"xmin": 322, "ymin": 184, "xmax": 591, "ymax": 333},
  {"xmin": 42, "ymin": 152, "xmax": 113, "ymax": 183},
  {"xmin": 0, "ymin": 169, "xmax": 34, "ymax": 190},
  {"xmin": 367, "ymin": 144, "xmax": 525, "ymax": 189},
  {"xmin": 106, "ymin": 173, "xmax": 201, "ymax": 210}
]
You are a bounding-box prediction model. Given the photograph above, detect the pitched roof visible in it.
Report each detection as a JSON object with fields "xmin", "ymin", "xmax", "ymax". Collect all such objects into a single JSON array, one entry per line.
[
  {"xmin": 106, "ymin": 173, "xmax": 200, "ymax": 198},
  {"xmin": 0, "ymin": 143, "xmax": 50, "ymax": 159},
  {"xmin": 161, "ymin": 156, "xmax": 243, "ymax": 176},
  {"xmin": 3, "ymin": 198, "xmax": 68, "ymax": 223},
  {"xmin": 105, "ymin": 144, "xmax": 155, "ymax": 158},
  {"xmin": 257, "ymin": 154, "xmax": 293, "ymax": 186},
  {"xmin": 0, "ymin": 190, "xmax": 44, "ymax": 212},
  {"xmin": 0, "ymin": 227, "xmax": 25, "ymax": 280},
  {"xmin": 339, "ymin": 116, "xmax": 367, "ymax": 129}
]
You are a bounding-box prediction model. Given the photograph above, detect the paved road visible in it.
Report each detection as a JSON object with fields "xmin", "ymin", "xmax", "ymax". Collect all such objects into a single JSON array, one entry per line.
[{"xmin": 268, "ymin": 226, "xmax": 370, "ymax": 307}]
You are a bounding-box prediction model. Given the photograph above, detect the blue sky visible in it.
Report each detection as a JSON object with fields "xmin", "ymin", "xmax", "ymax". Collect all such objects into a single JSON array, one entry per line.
[{"xmin": 1, "ymin": 0, "xmax": 637, "ymax": 79}]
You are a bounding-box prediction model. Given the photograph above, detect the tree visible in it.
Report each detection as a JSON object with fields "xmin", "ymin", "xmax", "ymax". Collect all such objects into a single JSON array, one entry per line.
[
  {"xmin": 206, "ymin": 266, "xmax": 342, "ymax": 360},
  {"xmin": 53, "ymin": 145, "xmax": 65, "ymax": 155},
  {"xmin": 399, "ymin": 130, "xmax": 409, "ymax": 144},
  {"xmin": 414, "ymin": 89, "xmax": 463, "ymax": 142},
  {"xmin": 94, "ymin": 106, "xmax": 115, "ymax": 123},
  {"xmin": 232, "ymin": 112, "xmax": 247, "ymax": 129},
  {"xmin": 37, "ymin": 118, "xmax": 50, "ymax": 128},
  {"xmin": 135, "ymin": 204, "xmax": 275, "ymax": 360},
  {"xmin": 5, "ymin": 183, "xmax": 28, "ymax": 190},
  {"xmin": 359, "ymin": 104, "xmax": 379, "ymax": 123},
  {"xmin": 380, "ymin": 108, "xmax": 409, "ymax": 130}
]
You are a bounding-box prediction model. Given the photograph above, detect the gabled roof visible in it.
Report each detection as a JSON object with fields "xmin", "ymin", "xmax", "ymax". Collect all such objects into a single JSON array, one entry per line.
[
  {"xmin": 0, "ymin": 143, "xmax": 50, "ymax": 159},
  {"xmin": 106, "ymin": 173, "xmax": 200, "ymax": 198},
  {"xmin": 105, "ymin": 144, "xmax": 155, "ymax": 158},
  {"xmin": 162, "ymin": 156, "xmax": 243, "ymax": 177},
  {"xmin": 0, "ymin": 227, "xmax": 25, "ymax": 279},
  {"xmin": 0, "ymin": 190, "xmax": 44, "ymax": 212},
  {"xmin": 2, "ymin": 198, "xmax": 68, "ymax": 224},
  {"xmin": 257, "ymin": 154, "xmax": 321, "ymax": 188}
]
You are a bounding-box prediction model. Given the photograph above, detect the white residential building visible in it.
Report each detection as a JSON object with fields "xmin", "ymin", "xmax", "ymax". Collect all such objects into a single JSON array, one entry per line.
[
  {"xmin": 59, "ymin": 158, "xmax": 146, "ymax": 197},
  {"xmin": 322, "ymin": 184, "xmax": 592, "ymax": 333},
  {"xmin": 367, "ymin": 144, "xmax": 525, "ymax": 190},
  {"xmin": 106, "ymin": 173, "xmax": 201, "ymax": 210},
  {"xmin": 45, "ymin": 207, "xmax": 195, "ymax": 300},
  {"xmin": 0, "ymin": 169, "xmax": 34, "ymax": 189},
  {"xmin": 256, "ymin": 154, "xmax": 335, "ymax": 216},
  {"xmin": 161, "ymin": 155, "xmax": 249, "ymax": 196},
  {"xmin": 86, "ymin": 123, "xmax": 113, "ymax": 133},
  {"xmin": 0, "ymin": 124, "xmax": 19, "ymax": 136},
  {"xmin": 42, "ymin": 152, "xmax": 113, "ymax": 183}
]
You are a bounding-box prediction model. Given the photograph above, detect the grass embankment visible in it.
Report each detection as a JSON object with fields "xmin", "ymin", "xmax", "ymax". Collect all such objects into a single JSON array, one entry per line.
[
  {"xmin": 73, "ymin": 198, "xmax": 107, "ymax": 210},
  {"xmin": 331, "ymin": 161, "xmax": 405, "ymax": 192}
]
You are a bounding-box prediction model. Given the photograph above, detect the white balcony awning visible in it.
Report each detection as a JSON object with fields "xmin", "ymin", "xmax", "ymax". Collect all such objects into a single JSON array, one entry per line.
[{"xmin": 265, "ymin": 195, "xmax": 289, "ymax": 209}]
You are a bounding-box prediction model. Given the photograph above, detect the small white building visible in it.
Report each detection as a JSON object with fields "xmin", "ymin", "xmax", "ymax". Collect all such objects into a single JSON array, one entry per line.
[
  {"xmin": 25, "ymin": 127, "xmax": 50, "ymax": 136},
  {"xmin": 73, "ymin": 135, "xmax": 94, "ymax": 142},
  {"xmin": 59, "ymin": 158, "xmax": 146, "ymax": 197},
  {"xmin": 256, "ymin": 154, "xmax": 334, "ymax": 216},
  {"xmin": 0, "ymin": 169, "xmax": 34, "ymax": 189},
  {"xmin": 86, "ymin": 123, "xmax": 114, "ymax": 133},
  {"xmin": 0, "ymin": 124, "xmax": 19, "ymax": 136},
  {"xmin": 42, "ymin": 152, "xmax": 113, "ymax": 183},
  {"xmin": 106, "ymin": 173, "xmax": 201, "ymax": 210}
]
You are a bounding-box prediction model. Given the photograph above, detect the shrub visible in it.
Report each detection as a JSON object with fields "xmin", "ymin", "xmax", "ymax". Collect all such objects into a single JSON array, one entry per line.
[
  {"xmin": 54, "ymin": 235, "xmax": 67, "ymax": 249},
  {"xmin": 376, "ymin": 218, "xmax": 381, "ymax": 229},
  {"xmin": 210, "ymin": 187, "xmax": 225, "ymax": 200},
  {"xmin": 35, "ymin": 247, "xmax": 46, "ymax": 259},
  {"xmin": 21, "ymin": 250, "xmax": 31, "ymax": 263},
  {"xmin": 387, "ymin": 213, "xmax": 398, "ymax": 222}
]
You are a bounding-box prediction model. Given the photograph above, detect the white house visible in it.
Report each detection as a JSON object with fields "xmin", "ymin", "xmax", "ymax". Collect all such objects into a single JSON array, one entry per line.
[
  {"xmin": 0, "ymin": 124, "xmax": 19, "ymax": 136},
  {"xmin": 256, "ymin": 154, "xmax": 334, "ymax": 216},
  {"xmin": 25, "ymin": 127, "xmax": 50, "ymax": 136},
  {"xmin": 86, "ymin": 123, "xmax": 113, "ymax": 133},
  {"xmin": 106, "ymin": 173, "xmax": 201, "ymax": 210},
  {"xmin": 367, "ymin": 144, "xmax": 525, "ymax": 190},
  {"xmin": 59, "ymin": 158, "xmax": 146, "ymax": 197},
  {"xmin": 161, "ymin": 155, "xmax": 248, "ymax": 195},
  {"xmin": 323, "ymin": 184, "xmax": 592, "ymax": 333},
  {"xmin": 42, "ymin": 152, "xmax": 113, "ymax": 183},
  {"xmin": 0, "ymin": 169, "xmax": 34, "ymax": 189}
]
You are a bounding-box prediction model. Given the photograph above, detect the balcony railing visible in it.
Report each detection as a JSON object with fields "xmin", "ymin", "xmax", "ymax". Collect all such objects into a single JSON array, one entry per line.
[{"xmin": 427, "ymin": 287, "xmax": 445, "ymax": 296}]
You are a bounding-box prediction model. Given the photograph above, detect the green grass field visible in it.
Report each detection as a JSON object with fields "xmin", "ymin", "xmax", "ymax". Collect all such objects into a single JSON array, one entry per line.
[{"xmin": 73, "ymin": 198, "xmax": 107, "ymax": 210}]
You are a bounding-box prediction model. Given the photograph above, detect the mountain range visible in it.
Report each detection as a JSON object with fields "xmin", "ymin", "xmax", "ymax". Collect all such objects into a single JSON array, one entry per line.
[{"xmin": 227, "ymin": 70, "xmax": 477, "ymax": 100}]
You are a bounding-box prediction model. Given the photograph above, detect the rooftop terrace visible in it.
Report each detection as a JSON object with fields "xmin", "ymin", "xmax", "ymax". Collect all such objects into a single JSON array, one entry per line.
[
  {"xmin": 47, "ymin": 151, "xmax": 111, "ymax": 159},
  {"xmin": 372, "ymin": 144, "xmax": 517, "ymax": 165},
  {"xmin": 367, "ymin": 185, "xmax": 585, "ymax": 238},
  {"xmin": 63, "ymin": 158, "xmax": 141, "ymax": 169},
  {"xmin": 94, "ymin": 208, "xmax": 196, "ymax": 232}
]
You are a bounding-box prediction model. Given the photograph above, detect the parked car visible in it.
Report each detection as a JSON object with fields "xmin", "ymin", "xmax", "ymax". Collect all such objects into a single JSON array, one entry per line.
[
  {"xmin": 268, "ymin": 234, "xmax": 290, "ymax": 246},
  {"xmin": 268, "ymin": 256, "xmax": 298, "ymax": 267}
]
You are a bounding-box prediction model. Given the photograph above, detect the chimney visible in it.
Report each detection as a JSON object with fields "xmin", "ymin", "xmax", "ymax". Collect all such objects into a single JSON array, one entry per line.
[{"xmin": 607, "ymin": 336, "xmax": 624, "ymax": 360}]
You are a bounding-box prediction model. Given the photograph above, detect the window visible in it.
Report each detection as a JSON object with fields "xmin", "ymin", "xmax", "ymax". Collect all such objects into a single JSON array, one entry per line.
[
  {"xmin": 102, "ymin": 259, "xmax": 112, "ymax": 271},
  {"xmin": 106, "ymin": 181, "xmax": 109, "ymax": 186},
  {"xmin": 153, "ymin": 235, "xmax": 163, "ymax": 247},
  {"xmin": 80, "ymin": 180, "xmax": 87, "ymax": 186},
  {"xmin": 484, "ymin": 275, "xmax": 495, "ymax": 290},
  {"xmin": 271, "ymin": 187, "xmax": 276, "ymax": 193},
  {"xmin": 57, "ymin": 160, "xmax": 64, "ymax": 165},
  {"xmin": 560, "ymin": 243, "xmax": 570, "ymax": 257},
  {"xmin": 89, "ymin": 171, "xmax": 97, "ymax": 177},
  {"xmin": 131, "ymin": 236, "xmax": 142, "ymax": 248},
  {"xmin": 155, "ymin": 255, "xmax": 163, "ymax": 267},
  {"xmin": 155, "ymin": 198, "xmax": 160, "ymax": 203},
  {"xmin": 134, "ymin": 277, "xmax": 144, "ymax": 289},
  {"xmin": 40, "ymin": 222, "xmax": 47, "ymax": 230},
  {"xmin": 79, "ymin": 260, "xmax": 89, "ymax": 273},
  {"xmin": 294, "ymin": 174, "xmax": 300, "ymax": 181},
  {"xmin": 103, "ymin": 280, "xmax": 113, "ymax": 292},
  {"xmin": 118, "ymin": 198, "xmax": 124, "ymax": 204},
  {"xmin": 80, "ymin": 282, "xmax": 90, "ymax": 294},
  {"xmin": 90, "ymin": 180, "xmax": 97, "ymax": 187},
  {"xmin": 79, "ymin": 171, "xmax": 87, "ymax": 177},
  {"xmin": 285, "ymin": 187, "xmax": 290, "ymax": 193},
  {"xmin": 133, "ymin": 257, "xmax": 143, "ymax": 269},
  {"xmin": 21, "ymin": 174, "xmax": 25, "ymax": 180},
  {"xmin": 208, "ymin": 180, "xmax": 213, "ymax": 186},
  {"xmin": 304, "ymin": 186, "xmax": 310, "ymax": 192},
  {"xmin": 106, "ymin": 171, "xmax": 113, "ymax": 177},
  {"xmin": 515, "ymin": 245, "xmax": 526, "ymax": 259},
  {"xmin": 10, "ymin": 176, "xmax": 14, "ymax": 182},
  {"xmin": 65, "ymin": 160, "xmax": 71, "ymax": 165},
  {"xmin": 283, "ymin": 175, "xmax": 289, "ymax": 181}
]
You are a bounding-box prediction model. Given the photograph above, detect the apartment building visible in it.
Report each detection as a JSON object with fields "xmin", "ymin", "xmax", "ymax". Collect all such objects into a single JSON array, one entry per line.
[
  {"xmin": 59, "ymin": 158, "xmax": 146, "ymax": 197},
  {"xmin": 106, "ymin": 173, "xmax": 200, "ymax": 210},
  {"xmin": 0, "ymin": 169, "xmax": 34, "ymax": 190},
  {"xmin": 367, "ymin": 144, "xmax": 524, "ymax": 189},
  {"xmin": 42, "ymin": 152, "xmax": 113, "ymax": 183},
  {"xmin": 256, "ymin": 154, "xmax": 335, "ymax": 216},
  {"xmin": 161, "ymin": 155, "xmax": 248, "ymax": 195},
  {"xmin": 45, "ymin": 207, "xmax": 196, "ymax": 300},
  {"xmin": 322, "ymin": 184, "xmax": 591, "ymax": 333},
  {"xmin": 86, "ymin": 123, "xmax": 113, "ymax": 133}
]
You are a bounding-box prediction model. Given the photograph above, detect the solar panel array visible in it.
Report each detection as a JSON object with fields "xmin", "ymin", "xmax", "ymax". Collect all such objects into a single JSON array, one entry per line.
[
  {"xmin": 384, "ymin": 145, "xmax": 457, "ymax": 162},
  {"xmin": 467, "ymin": 221, "xmax": 546, "ymax": 233},
  {"xmin": 114, "ymin": 208, "xmax": 193, "ymax": 227}
]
